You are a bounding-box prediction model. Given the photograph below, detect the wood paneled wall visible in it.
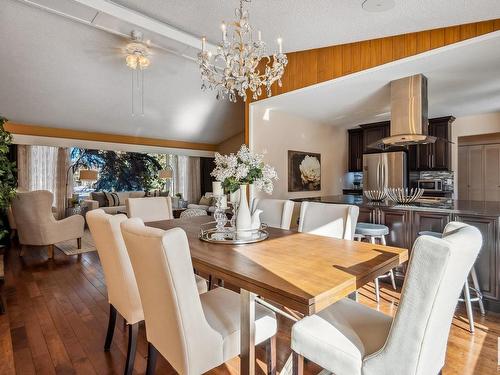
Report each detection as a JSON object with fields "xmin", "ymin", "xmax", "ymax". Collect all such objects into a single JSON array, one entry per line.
[{"xmin": 268, "ymin": 19, "xmax": 500, "ymax": 97}]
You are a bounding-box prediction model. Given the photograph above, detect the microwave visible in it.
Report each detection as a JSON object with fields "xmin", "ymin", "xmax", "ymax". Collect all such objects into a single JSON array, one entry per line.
[{"xmin": 417, "ymin": 179, "xmax": 443, "ymax": 191}]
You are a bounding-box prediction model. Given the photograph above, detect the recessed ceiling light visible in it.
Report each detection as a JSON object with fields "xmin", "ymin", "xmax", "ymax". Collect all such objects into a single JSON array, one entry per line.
[{"xmin": 362, "ymin": 0, "xmax": 395, "ymax": 12}]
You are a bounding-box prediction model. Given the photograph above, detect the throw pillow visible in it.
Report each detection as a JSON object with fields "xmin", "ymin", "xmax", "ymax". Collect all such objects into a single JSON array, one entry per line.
[
  {"xmin": 104, "ymin": 192, "xmax": 120, "ymax": 207},
  {"xmin": 199, "ymin": 196, "xmax": 213, "ymax": 206},
  {"xmin": 90, "ymin": 191, "xmax": 107, "ymax": 207}
]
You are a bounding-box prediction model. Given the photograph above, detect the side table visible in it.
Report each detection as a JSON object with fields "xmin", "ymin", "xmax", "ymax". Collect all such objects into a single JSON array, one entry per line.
[
  {"xmin": 173, "ymin": 208, "xmax": 186, "ymax": 219},
  {"xmin": 65, "ymin": 205, "xmax": 89, "ymax": 226}
]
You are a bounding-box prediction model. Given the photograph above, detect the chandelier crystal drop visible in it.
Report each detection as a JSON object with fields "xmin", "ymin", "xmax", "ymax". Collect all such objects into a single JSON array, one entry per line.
[{"xmin": 198, "ymin": 0, "xmax": 288, "ymax": 103}]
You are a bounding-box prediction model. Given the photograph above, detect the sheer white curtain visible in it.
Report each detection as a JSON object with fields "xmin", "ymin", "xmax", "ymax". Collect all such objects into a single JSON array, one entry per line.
[
  {"xmin": 171, "ymin": 155, "xmax": 201, "ymax": 203},
  {"xmin": 17, "ymin": 145, "xmax": 70, "ymax": 218}
]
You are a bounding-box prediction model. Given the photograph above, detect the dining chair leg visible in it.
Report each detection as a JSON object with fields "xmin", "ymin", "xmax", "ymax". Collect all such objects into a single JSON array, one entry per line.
[
  {"xmin": 146, "ymin": 342, "xmax": 159, "ymax": 375},
  {"xmin": 48, "ymin": 244, "xmax": 54, "ymax": 259},
  {"xmin": 124, "ymin": 323, "xmax": 139, "ymax": 375},
  {"xmin": 104, "ymin": 304, "xmax": 117, "ymax": 351},
  {"xmin": 463, "ymin": 279, "xmax": 475, "ymax": 333},
  {"xmin": 374, "ymin": 277, "xmax": 380, "ymax": 303},
  {"xmin": 77, "ymin": 237, "xmax": 82, "ymax": 249},
  {"xmin": 470, "ymin": 267, "xmax": 485, "ymax": 316},
  {"xmin": 389, "ymin": 269, "xmax": 397, "ymax": 290},
  {"xmin": 292, "ymin": 351, "xmax": 304, "ymax": 375},
  {"xmin": 208, "ymin": 275, "xmax": 213, "ymax": 290},
  {"xmin": 266, "ymin": 336, "xmax": 276, "ymax": 375}
]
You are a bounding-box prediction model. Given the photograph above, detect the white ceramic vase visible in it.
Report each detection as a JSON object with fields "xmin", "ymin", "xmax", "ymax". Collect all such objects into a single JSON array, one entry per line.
[{"xmin": 236, "ymin": 184, "xmax": 252, "ymax": 235}]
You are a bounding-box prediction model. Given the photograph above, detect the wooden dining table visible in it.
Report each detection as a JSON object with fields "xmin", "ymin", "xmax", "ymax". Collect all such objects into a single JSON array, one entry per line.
[{"xmin": 146, "ymin": 216, "xmax": 408, "ymax": 375}]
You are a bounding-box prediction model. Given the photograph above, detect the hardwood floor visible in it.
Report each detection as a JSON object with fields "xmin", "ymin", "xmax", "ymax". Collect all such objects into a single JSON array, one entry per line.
[{"xmin": 0, "ymin": 244, "xmax": 499, "ymax": 375}]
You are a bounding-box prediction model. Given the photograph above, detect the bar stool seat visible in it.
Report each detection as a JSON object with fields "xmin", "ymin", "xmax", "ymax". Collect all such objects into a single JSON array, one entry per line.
[
  {"xmin": 418, "ymin": 230, "xmax": 485, "ymax": 333},
  {"xmin": 355, "ymin": 223, "xmax": 389, "ymax": 237},
  {"xmin": 355, "ymin": 223, "xmax": 396, "ymax": 303}
]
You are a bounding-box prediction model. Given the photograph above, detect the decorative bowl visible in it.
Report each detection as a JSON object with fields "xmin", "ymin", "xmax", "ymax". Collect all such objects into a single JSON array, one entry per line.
[
  {"xmin": 364, "ymin": 190, "xmax": 387, "ymax": 202},
  {"xmin": 385, "ymin": 188, "xmax": 424, "ymax": 204}
]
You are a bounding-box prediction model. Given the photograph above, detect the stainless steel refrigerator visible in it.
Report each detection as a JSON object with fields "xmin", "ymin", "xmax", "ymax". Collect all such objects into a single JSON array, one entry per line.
[{"xmin": 362, "ymin": 151, "xmax": 407, "ymax": 191}]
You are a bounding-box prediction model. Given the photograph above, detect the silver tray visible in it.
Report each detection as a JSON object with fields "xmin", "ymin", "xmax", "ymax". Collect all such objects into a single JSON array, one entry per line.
[{"xmin": 199, "ymin": 221, "xmax": 269, "ymax": 245}]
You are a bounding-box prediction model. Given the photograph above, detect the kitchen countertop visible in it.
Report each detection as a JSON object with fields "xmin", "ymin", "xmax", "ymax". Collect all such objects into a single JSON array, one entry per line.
[{"xmin": 291, "ymin": 195, "xmax": 500, "ymax": 216}]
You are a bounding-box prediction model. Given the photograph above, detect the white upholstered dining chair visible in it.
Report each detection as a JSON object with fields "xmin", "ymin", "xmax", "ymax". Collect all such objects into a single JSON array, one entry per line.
[
  {"xmin": 126, "ymin": 196, "xmax": 173, "ymax": 222},
  {"xmin": 86, "ymin": 209, "xmax": 208, "ymax": 375},
  {"xmin": 120, "ymin": 218, "xmax": 278, "ymax": 375},
  {"xmin": 11, "ymin": 190, "xmax": 84, "ymax": 259},
  {"xmin": 298, "ymin": 202, "xmax": 359, "ymax": 240},
  {"xmin": 251, "ymin": 198, "xmax": 295, "ymax": 230},
  {"xmin": 291, "ymin": 221, "xmax": 482, "ymax": 375}
]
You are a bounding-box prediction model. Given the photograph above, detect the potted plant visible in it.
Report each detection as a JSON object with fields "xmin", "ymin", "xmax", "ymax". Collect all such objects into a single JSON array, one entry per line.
[{"xmin": 0, "ymin": 117, "xmax": 16, "ymax": 245}]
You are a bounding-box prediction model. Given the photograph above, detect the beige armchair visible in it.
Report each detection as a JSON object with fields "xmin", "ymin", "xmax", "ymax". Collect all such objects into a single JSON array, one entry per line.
[{"xmin": 11, "ymin": 190, "xmax": 84, "ymax": 259}]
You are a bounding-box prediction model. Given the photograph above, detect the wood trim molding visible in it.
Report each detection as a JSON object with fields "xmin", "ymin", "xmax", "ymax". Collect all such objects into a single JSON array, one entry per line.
[
  {"xmin": 243, "ymin": 18, "xmax": 500, "ymax": 143},
  {"xmin": 458, "ymin": 132, "xmax": 500, "ymax": 146},
  {"xmin": 4, "ymin": 122, "xmax": 217, "ymax": 152}
]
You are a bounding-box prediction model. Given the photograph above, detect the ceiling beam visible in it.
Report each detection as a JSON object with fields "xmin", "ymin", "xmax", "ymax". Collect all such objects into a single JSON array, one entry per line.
[
  {"xmin": 73, "ymin": 0, "xmax": 216, "ymax": 51},
  {"xmin": 5, "ymin": 122, "xmax": 217, "ymax": 152}
]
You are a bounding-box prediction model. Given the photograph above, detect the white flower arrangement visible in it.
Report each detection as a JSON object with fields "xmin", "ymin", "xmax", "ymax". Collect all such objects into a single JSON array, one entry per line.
[{"xmin": 211, "ymin": 145, "xmax": 278, "ymax": 194}]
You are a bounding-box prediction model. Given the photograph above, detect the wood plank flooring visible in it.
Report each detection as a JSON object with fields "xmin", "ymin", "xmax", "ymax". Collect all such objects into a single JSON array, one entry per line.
[{"xmin": 0, "ymin": 244, "xmax": 499, "ymax": 375}]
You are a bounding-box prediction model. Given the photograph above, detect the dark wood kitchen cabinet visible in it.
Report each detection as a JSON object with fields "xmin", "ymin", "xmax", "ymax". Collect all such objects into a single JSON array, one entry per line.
[
  {"xmin": 454, "ymin": 214, "xmax": 499, "ymax": 304},
  {"xmin": 348, "ymin": 128, "xmax": 364, "ymax": 172},
  {"xmin": 413, "ymin": 116, "xmax": 455, "ymax": 171},
  {"xmin": 360, "ymin": 121, "xmax": 389, "ymax": 154},
  {"xmin": 379, "ymin": 208, "xmax": 412, "ymax": 250},
  {"xmin": 412, "ymin": 211, "xmax": 452, "ymax": 244}
]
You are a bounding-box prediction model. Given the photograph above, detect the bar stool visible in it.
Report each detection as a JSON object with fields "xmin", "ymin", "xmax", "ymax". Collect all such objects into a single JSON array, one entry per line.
[
  {"xmin": 418, "ymin": 230, "xmax": 485, "ymax": 333},
  {"xmin": 354, "ymin": 223, "xmax": 396, "ymax": 303}
]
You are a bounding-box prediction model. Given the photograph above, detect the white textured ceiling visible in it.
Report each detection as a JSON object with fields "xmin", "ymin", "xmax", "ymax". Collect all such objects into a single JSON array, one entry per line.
[
  {"xmin": 0, "ymin": 0, "xmax": 244, "ymax": 145},
  {"xmin": 251, "ymin": 32, "xmax": 500, "ymax": 128},
  {"xmin": 112, "ymin": 0, "xmax": 500, "ymax": 52}
]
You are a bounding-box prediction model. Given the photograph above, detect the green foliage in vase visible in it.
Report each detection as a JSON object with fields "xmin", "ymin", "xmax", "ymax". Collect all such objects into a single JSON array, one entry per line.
[
  {"xmin": 0, "ymin": 116, "xmax": 17, "ymax": 241},
  {"xmin": 71, "ymin": 148, "xmax": 162, "ymax": 192}
]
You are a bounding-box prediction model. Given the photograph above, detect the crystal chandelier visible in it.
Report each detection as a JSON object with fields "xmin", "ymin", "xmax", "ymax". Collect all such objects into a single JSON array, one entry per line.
[
  {"xmin": 198, "ymin": 0, "xmax": 288, "ymax": 102},
  {"xmin": 125, "ymin": 31, "xmax": 150, "ymax": 116}
]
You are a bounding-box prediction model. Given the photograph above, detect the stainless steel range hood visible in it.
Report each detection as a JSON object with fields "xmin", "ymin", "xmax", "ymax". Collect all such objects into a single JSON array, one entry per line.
[{"xmin": 370, "ymin": 74, "xmax": 435, "ymax": 149}]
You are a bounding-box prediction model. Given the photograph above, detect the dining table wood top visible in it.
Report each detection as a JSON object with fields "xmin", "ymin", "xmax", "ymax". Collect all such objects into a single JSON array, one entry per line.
[{"xmin": 146, "ymin": 216, "xmax": 409, "ymax": 315}]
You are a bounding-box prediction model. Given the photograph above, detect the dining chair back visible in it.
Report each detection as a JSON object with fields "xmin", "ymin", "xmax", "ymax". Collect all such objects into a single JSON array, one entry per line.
[
  {"xmin": 363, "ymin": 221, "xmax": 482, "ymax": 374},
  {"xmin": 121, "ymin": 218, "xmax": 222, "ymax": 374},
  {"xmin": 251, "ymin": 198, "xmax": 294, "ymax": 230},
  {"xmin": 298, "ymin": 202, "xmax": 359, "ymax": 240},
  {"xmin": 126, "ymin": 196, "xmax": 173, "ymax": 222},
  {"xmin": 86, "ymin": 209, "xmax": 143, "ymax": 375}
]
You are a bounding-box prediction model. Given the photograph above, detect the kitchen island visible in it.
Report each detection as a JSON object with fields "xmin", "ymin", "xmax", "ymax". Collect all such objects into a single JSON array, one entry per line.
[{"xmin": 293, "ymin": 195, "xmax": 500, "ymax": 311}]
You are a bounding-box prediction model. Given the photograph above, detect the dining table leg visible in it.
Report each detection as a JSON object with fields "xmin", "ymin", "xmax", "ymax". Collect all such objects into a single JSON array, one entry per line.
[{"xmin": 240, "ymin": 288, "xmax": 256, "ymax": 375}]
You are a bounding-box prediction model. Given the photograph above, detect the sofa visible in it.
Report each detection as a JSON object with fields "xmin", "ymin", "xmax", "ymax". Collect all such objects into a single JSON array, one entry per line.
[
  {"xmin": 83, "ymin": 191, "xmax": 146, "ymax": 214},
  {"xmin": 187, "ymin": 192, "xmax": 217, "ymax": 214}
]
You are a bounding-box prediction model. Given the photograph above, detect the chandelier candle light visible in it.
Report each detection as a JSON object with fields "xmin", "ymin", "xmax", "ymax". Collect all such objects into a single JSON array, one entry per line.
[{"xmin": 198, "ymin": 0, "xmax": 288, "ymax": 102}]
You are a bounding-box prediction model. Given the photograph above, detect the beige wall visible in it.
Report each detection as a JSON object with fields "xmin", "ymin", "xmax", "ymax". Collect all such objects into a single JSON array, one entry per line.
[
  {"xmin": 452, "ymin": 112, "xmax": 500, "ymax": 197},
  {"xmin": 216, "ymin": 132, "xmax": 244, "ymax": 154},
  {"xmin": 249, "ymin": 107, "xmax": 347, "ymax": 200}
]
